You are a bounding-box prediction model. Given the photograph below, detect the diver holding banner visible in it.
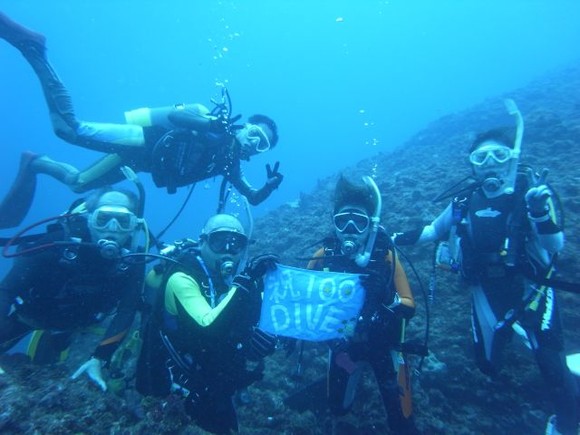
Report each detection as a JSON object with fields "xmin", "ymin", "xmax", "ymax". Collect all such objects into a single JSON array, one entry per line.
[{"xmin": 262, "ymin": 174, "xmax": 420, "ymax": 434}]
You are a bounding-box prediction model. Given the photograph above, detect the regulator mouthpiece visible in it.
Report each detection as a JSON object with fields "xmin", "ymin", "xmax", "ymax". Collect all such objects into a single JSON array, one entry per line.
[
  {"xmin": 482, "ymin": 177, "xmax": 502, "ymax": 193},
  {"xmin": 220, "ymin": 259, "xmax": 235, "ymax": 277},
  {"xmin": 342, "ymin": 240, "xmax": 357, "ymax": 255},
  {"xmin": 98, "ymin": 239, "xmax": 122, "ymax": 260}
]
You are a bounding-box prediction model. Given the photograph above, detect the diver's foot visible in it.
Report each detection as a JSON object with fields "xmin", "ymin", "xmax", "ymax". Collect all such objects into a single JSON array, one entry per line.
[{"xmin": 0, "ymin": 12, "xmax": 46, "ymax": 53}]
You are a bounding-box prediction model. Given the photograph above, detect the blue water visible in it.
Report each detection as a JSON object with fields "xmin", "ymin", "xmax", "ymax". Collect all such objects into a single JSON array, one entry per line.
[{"xmin": 1, "ymin": 1, "xmax": 579, "ymax": 260}]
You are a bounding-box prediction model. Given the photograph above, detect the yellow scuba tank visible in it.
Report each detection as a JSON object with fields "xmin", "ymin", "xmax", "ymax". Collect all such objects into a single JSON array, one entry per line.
[{"xmin": 124, "ymin": 103, "xmax": 209, "ymax": 129}]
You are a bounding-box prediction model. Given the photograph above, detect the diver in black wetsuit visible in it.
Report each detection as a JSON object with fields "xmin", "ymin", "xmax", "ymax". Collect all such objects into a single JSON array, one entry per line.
[
  {"xmin": 0, "ymin": 12, "xmax": 283, "ymax": 229},
  {"xmin": 307, "ymin": 175, "xmax": 420, "ymax": 434},
  {"xmin": 396, "ymin": 105, "xmax": 578, "ymax": 434},
  {"xmin": 136, "ymin": 214, "xmax": 277, "ymax": 433},
  {"xmin": 0, "ymin": 187, "xmax": 146, "ymax": 391}
]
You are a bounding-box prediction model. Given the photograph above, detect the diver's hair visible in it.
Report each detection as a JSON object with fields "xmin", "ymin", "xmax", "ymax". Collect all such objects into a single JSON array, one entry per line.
[
  {"xmin": 248, "ymin": 114, "xmax": 279, "ymax": 147},
  {"xmin": 333, "ymin": 174, "xmax": 376, "ymax": 215},
  {"xmin": 470, "ymin": 127, "xmax": 514, "ymax": 152},
  {"xmin": 84, "ymin": 186, "xmax": 139, "ymax": 213}
]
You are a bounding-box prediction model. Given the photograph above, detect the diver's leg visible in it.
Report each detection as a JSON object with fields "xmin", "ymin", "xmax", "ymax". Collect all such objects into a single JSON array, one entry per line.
[
  {"xmin": 135, "ymin": 323, "xmax": 171, "ymax": 397},
  {"xmin": 0, "ymin": 151, "xmax": 39, "ymax": 229},
  {"xmin": 470, "ymin": 284, "xmax": 512, "ymax": 376},
  {"xmin": 369, "ymin": 331, "xmax": 419, "ymax": 434},
  {"xmin": 0, "ymin": 13, "xmax": 146, "ymax": 153},
  {"xmin": 327, "ymin": 348, "xmax": 363, "ymax": 416},
  {"xmin": 31, "ymin": 153, "xmax": 126, "ymax": 193},
  {"xmin": 0, "ymin": 290, "xmax": 33, "ymax": 355},
  {"xmin": 524, "ymin": 288, "xmax": 578, "ymax": 434}
]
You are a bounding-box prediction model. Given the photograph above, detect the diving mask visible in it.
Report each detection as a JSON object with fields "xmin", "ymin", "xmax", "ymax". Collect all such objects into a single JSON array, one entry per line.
[
  {"xmin": 469, "ymin": 144, "xmax": 513, "ymax": 167},
  {"xmin": 89, "ymin": 205, "xmax": 138, "ymax": 233},
  {"xmin": 205, "ymin": 230, "xmax": 248, "ymax": 255},
  {"xmin": 333, "ymin": 211, "xmax": 370, "ymax": 234},
  {"xmin": 238, "ymin": 124, "xmax": 271, "ymax": 156}
]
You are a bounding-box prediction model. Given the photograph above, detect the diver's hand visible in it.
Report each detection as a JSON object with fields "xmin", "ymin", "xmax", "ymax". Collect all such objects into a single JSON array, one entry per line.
[
  {"xmin": 266, "ymin": 162, "xmax": 283, "ymax": 189},
  {"xmin": 525, "ymin": 184, "xmax": 551, "ymax": 216},
  {"xmin": 246, "ymin": 254, "xmax": 279, "ymax": 280},
  {"xmin": 232, "ymin": 273, "xmax": 258, "ymax": 294},
  {"xmin": 71, "ymin": 357, "xmax": 107, "ymax": 392},
  {"xmin": 248, "ymin": 327, "xmax": 277, "ymax": 360}
]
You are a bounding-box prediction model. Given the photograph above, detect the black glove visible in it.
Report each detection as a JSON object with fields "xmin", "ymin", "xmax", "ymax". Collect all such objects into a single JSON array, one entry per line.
[
  {"xmin": 232, "ymin": 273, "xmax": 258, "ymax": 294},
  {"xmin": 248, "ymin": 327, "xmax": 277, "ymax": 360},
  {"xmin": 266, "ymin": 162, "xmax": 283, "ymax": 189},
  {"xmin": 245, "ymin": 254, "xmax": 280, "ymax": 280}
]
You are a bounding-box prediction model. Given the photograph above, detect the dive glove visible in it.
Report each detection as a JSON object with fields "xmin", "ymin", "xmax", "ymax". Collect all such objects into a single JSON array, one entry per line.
[
  {"xmin": 525, "ymin": 184, "xmax": 551, "ymax": 216},
  {"xmin": 233, "ymin": 254, "xmax": 279, "ymax": 294},
  {"xmin": 265, "ymin": 162, "xmax": 283, "ymax": 189},
  {"xmin": 248, "ymin": 327, "xmax": 277, "ymax": 360},
  {"xmin": 246, "ymin": 253, "xmax": 280, "ymax": 279},
  {"xmin": 71, "ymin": 357, "xmax": 107, "ymax": 392},
  {"xmin": 232, "ymin": 273, "xmax": 258, "ymax": 294}
]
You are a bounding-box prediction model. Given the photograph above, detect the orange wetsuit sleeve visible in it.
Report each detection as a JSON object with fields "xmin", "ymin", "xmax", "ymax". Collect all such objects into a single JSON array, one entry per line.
[
  {"xmin": 387, "ymin": 251, "xmax": 416, "ymax": 319},
  {"xmin": 307, "ymin": 247, "xmax": 325, "ymax": 270}
]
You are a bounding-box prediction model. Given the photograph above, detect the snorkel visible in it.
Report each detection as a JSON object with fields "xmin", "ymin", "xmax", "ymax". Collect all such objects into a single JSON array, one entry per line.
[
  {"xmin": 119, "ymin": 166, "xmax": 149, "ymax": 253},
  {"xmin": 222, "ymin": 196, "xmax": 254, "ymax": 284},
  {"xmin": 355, "ymin": 176, "xmax": 382, "ymax": 267},
  {"xmin": 502, "ymin": 98, "xmax": 524, "ymax": 195}
]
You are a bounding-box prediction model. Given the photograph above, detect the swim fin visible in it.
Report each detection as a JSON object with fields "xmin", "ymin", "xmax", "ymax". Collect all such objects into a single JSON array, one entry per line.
[
  {"xmin": 396, "ymin": 352, "xmax": 413, "ymax": 418},
  {"xmin": 0, "ymin": 12, "xmax": 46, "ymax": 53},
  {"xmin": 0, "ymin": 151, "xmax": 38, "ymax": 229}
]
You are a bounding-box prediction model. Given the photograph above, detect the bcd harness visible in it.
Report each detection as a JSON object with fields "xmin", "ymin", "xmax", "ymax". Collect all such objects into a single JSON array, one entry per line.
[{"xmin": 434, "ymin": 178, "xmax": 566, "ymax": 327}]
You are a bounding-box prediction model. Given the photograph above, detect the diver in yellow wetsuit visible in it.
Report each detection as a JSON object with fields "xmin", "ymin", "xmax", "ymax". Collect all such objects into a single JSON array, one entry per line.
[{"xmin": 136, "ymin": 214, "xmax": 277, "ymax": 434}]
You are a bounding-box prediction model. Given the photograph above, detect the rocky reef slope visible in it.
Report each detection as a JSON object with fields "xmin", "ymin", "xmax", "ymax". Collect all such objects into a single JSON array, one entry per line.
[{"xmin": 1, "ymin": 63, "xmax": 580, "ymax": 434}]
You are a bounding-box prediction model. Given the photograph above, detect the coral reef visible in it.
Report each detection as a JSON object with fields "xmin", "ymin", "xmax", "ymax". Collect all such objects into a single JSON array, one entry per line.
[{"xmin": 2, "ymin": 63, "xmax": 580, "ymax": 434}]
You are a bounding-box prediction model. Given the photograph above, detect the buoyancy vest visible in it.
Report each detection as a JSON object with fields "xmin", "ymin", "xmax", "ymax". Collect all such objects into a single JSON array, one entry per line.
[
  {"xmin": 456, "ymin": 174, "xmax": 531, "ymax": 280},
  {"xmin": 317, "ymin": 231, "xmax": 397, "ymax": 321}
]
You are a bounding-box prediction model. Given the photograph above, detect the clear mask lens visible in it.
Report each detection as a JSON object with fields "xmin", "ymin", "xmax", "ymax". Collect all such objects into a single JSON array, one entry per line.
[
  {"xmin": 207, "ymin": 231, "xmax": 248, "ymax": 255},
  {"xmin": 333, "ymin": 212, "xmax": 370, "ymax": 234},
  {"xmin": 246, "ymin": 125, "xmax": 271, "ymax": 153},
  {"xmin": 91, "ymin": 206, "xmax": 137, "ymax": 232},
  {"xmin": 469, "ymin": 145, "xmax": 513, "ymax": 166}
]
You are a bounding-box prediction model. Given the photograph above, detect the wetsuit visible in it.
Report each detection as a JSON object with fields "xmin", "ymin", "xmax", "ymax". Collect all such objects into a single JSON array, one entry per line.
[
  {"xmin": 16, "ymin": 41, "xmax": 276, "ymax": 201},
  {"xmin": 0, "ymin": 221, "xmax": 144, "ymax": 364},
  {"xmin": 0, "ymin": 14, "xmax": 279, "ymax": 228},
  {"xmin": 136, "ymin": 253, "xmax": 263, "ymax": 434},
  {"xmin": 308, "ymin": 231, "xmax": 418, "ymax": 434},
  {"xmin": 397, "ymin": 176, "xmax": 578, "ymax": 434}
]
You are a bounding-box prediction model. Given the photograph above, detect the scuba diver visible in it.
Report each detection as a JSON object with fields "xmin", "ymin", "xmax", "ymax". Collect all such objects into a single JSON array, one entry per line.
[
  {"xmin": 135, "ymin": 214, "xmax": 278, "ymax": 434},
  {"xmin": 395, "ymin": 100, "xmax": 578, "ymax": 435},
  {"xmin": 307, "ymin": 174, "xmax": 419, "ymax": 434},
  {"xmin": 0, "ymin": 12, "xmax": 283, "ymax": 229},
  {"xmin": 0, "ymin": 187, "xmax": 146, "ymax": 392}
]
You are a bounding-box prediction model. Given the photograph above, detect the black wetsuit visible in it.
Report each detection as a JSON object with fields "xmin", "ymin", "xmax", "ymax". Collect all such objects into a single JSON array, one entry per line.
[
  {"xmin": 0, "ymin": 223, "xmax": 144, "ymax": 363},
  {"xmin": 308, "ymin": 232, "xmax": 418, "ymax": 434},
  {"xmin": 7, "ymin": 32, "xmax": 278, "ymax": 203},
  {"xmin": 136, "ymin": 254, "xmax": 263, "ymax": 434},
  {"xmin": 398, "ymin": 176, "xmax": 578, "ymax": 434}
]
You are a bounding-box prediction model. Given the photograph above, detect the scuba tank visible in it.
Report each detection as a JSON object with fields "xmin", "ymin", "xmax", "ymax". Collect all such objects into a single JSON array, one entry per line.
[{"xmin": 124, "ymin": 103, "xmax": 209, "ymax": 129}]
